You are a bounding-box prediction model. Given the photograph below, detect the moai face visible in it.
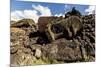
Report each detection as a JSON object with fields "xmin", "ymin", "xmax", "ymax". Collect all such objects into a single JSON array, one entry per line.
[{"xmin": 45, "ymin": 16, "xmax": 83, "ymax": 41}]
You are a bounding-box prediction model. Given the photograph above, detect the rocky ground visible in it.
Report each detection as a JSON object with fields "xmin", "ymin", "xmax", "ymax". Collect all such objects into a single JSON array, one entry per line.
[{"xmin": 10, "ymin": 14, "xmax": 95, "ymax": 66}]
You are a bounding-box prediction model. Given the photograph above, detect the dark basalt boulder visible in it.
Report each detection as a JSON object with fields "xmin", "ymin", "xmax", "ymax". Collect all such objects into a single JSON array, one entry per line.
[
  {"xmin": 65, "ymin": 7, "xmax": 82, "ymax": 18},
  {"xmin": 41, "ymin": 38, "xmax": 83, "ymax": 62}
]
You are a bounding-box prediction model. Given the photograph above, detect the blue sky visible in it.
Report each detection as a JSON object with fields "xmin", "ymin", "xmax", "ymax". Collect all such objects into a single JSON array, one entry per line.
[{"xmin": 11, "ymin": 0, "xmax": 95, "ymax": 23}]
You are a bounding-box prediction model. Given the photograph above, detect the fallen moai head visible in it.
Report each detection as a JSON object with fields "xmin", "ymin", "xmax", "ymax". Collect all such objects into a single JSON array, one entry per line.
[
  {"xmin": 38, "ymin": 16, "xmax": 63, "ymax": 33},
  {"xmin": 45, "ymin": 16, "xmax": 83, "ymax": 42}
]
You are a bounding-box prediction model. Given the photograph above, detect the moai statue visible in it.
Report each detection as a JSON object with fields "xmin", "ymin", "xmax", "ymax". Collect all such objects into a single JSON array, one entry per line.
[{"xmin": 45, "ymin": 16, "xmax": 83, "ymax": 42}]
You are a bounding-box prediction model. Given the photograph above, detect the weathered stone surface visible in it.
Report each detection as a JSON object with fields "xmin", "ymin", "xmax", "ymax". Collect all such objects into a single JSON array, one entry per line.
[
  {"xmin": 10, "ymin": 45, "xmax": 19, "ymax": 54},
  {"xmin": 10, "ymin": 51, "xmax": 36, "ymax": 66},
  {"xmin": 38, "ymin": 16, "xmax": 63, "ymax": 33},
  {"xmin": 10, "ymin": 13, "xmax": 95, "ymax": 65},
  {"xmin": 45, "ymin": 16, "xmax": 83, "ymax": 42},
  {"xmin": 35, "ymin": 49, "xmax": 42, "ymax": 58},
  {"xmin": 10, "ymin": 28, "xmax": 30, "ymax": 47},
  {"xmin": 41, "ymin": 38, "xmax": 82, "ymax": 61},
  {"xmin": 11, "ymin": 19, "xmax": 38, "ymax": 35}
]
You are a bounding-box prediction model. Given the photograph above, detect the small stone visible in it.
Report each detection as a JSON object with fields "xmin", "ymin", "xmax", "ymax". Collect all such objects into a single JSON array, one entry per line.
[{"xmin": 35, "ymin": 49, "xmax": 42, "ymax": 58}]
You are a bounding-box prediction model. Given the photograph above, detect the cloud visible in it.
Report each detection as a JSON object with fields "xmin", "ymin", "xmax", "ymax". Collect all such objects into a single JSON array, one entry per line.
[
  {"xmin": 11, "ymin": 10, "xmax": 39, "ymax": 23},
  {"xmin": 32, "ymin": 5, "xmax": 52, "ymax": 16},
  {"xmin": 11, "ymin": 4, "xmax": 52, "ymax": 23},
  {"xmin": 55, "ymin": 13, "xmax": 63, "ymax": 17},
  {"xmin": 54, "ymin": 13, "xmax": 65, "ymax": 17},
  {"xmin": 64, "ymin": 4, "xmax": 70, "ymax": 11},
  {"xmin": 11, "ymin": 4, "xmax": 66, "ymax": 23},
  {"xmin": 53, "ymin": 4, "xmax": 69, "ymax": 18},
  {"xmin": 85, "ymin": 5, "xmax": 95, "ymax": 15},
  {"xmin": 11, "ymin": 10, "xmax": 23, "ymax": 21}
]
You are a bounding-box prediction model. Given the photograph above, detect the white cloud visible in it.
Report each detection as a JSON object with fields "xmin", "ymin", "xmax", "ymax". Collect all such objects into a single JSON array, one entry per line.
[
  {"xmin": 64, "ymin": 4, "xmax": 70, "ymax": 11},
  {"xmin": 23, "ymin": 10, "xmax": 39, "ymax": 23},
  {"xmin": 32, "ymin": 5, "xmax": 52, "ymax": 16},
  {"xmin": 55, "ymin": 13, "xmax": 62, "ymax": 17},
  {"xmin": 11, "ymin": 4, "xmax": 66, "ymax": 23},
  {"xmin": 85, "ymin": 5, "xmax": 95, "ymax": 15},
  {"xmin": 11, "ymin": 4, "xmax": 52, "ymax": 23},
  {"xmin": 54, "ymin": 13, "xmax": 64, "ymax": 17},
  {"xmin": 11, "ymin": 10, "xmax": 39, "ymax": 23}
]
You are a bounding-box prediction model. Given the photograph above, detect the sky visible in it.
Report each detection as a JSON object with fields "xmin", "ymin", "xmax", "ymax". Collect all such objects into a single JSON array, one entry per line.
[{"xmin": 10, "ymin": 0, "xmax": 95, "ymax": 23}]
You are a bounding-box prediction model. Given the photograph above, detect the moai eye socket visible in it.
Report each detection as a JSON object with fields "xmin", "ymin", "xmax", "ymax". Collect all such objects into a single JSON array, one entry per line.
[{"xmin": 51, "ymin": 24, "xmax": 63, "ymax": 34}]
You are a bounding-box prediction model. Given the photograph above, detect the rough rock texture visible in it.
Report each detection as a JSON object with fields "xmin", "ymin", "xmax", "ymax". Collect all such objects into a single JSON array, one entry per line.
[
  {"xmin": 10, "ymin": 28, "xmax": 30, "ymax": 47},
  {"xmin": 38, "ymin": 16, "xmax": 63, "ymax": 32},
  {"xmin": 10, "ymin": 13, "xmax": 95, "ymax": 66},
  {"xmin": 11, "ymin": 19, "xmax": 38, "ymax": 35},
  {"xmin": 81, "ymin": 14, "xmax": 95, "ymax": 57},
  {"xmin": 41, "ymin": 38, "xmax": 82, "ymax": 62},
  {"xmin": 45, "ymin": 16, "xmax": 83, "ymax": 42}
]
